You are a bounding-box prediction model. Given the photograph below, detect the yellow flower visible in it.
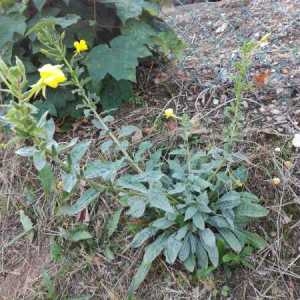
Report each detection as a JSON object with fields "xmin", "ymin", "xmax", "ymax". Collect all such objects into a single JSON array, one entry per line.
[
  {"xmin": 30, "ymin": 64, "xmax": 67, "ymax": 98},
  {"xmin": 164, "ymin": 108, "xmax": 176, "ymax": 119},
  {"xmin": 39, "ymin": 64, "xmax": 67, "ymax": 88},
  {"xmin": 272, "ymin": 177, "xmax": 281, "ymax": 186},
  {"xmin": 74, "ymin": 39, "xmax": 89, "ymax": 54}
]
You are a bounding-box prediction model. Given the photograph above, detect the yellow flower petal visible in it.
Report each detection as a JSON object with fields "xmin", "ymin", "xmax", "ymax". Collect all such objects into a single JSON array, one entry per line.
[
  {"xmin": 74, "ymin": 39, "xmax": 89, "ymax": 53},
  {"xmin": 38, "ymin": 64, "xmax": 66, "ymax": 89},
  {"xmin": 164, "ymin": 108, "xmax": 176, "ymax": 119}
]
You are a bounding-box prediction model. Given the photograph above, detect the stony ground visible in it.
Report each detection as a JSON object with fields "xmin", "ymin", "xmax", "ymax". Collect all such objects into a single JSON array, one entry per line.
[{"xmin": 1, "ymin": 0, "xmax": 300, "ymax": 299}]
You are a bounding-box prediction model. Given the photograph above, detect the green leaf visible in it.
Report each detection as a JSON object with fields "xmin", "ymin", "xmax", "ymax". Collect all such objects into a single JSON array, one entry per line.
[
  {"xmin": 192, "ymin": 212, "xmax": 205, "ymax": 230},
  {"xmin": 143, "ymin": 234, "xmax": 166, "ymax": 264},
  {"xmin": 38, "ymin": 165, "xmax": 55, "ymax": 193},
  {"xmin": 199, "ymin": 228, "xmax": 219, "ymax": 267},
  {"xmin": 151, "ymin": 218, "xmax": 174, "ymax": 230},
  {"xmin": 196, "ymin": 240, "xmax": 208, "ymax": 269},
  {"xmin": 148, "ymin": 187, "xmax": 174, "ymax": 213},
  {"xmin": 0, "ymin": 15, "xmax": 26, "ymax": 49},
  {"xmin": 85, "ymin": 22, "xmax": 154, "ymax": 83},
  {"xmin": 178, "ymin": 236, "xmax": 190, "ymax": 262},
  {"xmin": 131, "ymin": 227, "xmax": 158, "ymax": 248},
  {"xmin": 61, "ymin": 171, "xmax": 77, "ymax": 193},
  {"xmin": 128, "ymin": 262, "xmax": 151, "ymax": 296},
  {"xmin": 243, "ymin": 231, "xmax": 268, "ymax": 250},
  {"xmin": 58, "ymin": 188, "xmax": 100, "ymax": 216},
  {"xmin": 33, "ymin": 151, "xmax": 47, "ymax": 171},
  {"xmin": 236, "ymin": 202, "xmax": 268, "ymax": 218},
  {"xmin": 64, "ymin": 230, "xmax": 93, "ymax": 242},
  {"xmin": 84, "ymin": 159, "xmax": 125, "ymax": 181},
  {"xmin": 218, "ymin": 228, "xmax": 242, "ymax": 253},
  {"xmin": 33, "ymin": 0, "xmax": 47, "ymax": 11},
  {"xmin": 127, "ymin": 197, "xmax": 146, "ymax": 218},
  {"xmin": 107, "ymin": 208, "xmax": 123, "ymax": 238},
  {"xmin": 70, "ymin": 140, "xmax": 90, "ymax": 167},
  {"xmin": 184, "ymin": 255, "xmax": 196, "ymax": 272},
  {"xmin": 118, "ymin": 125, "xmax": 139, "ymax": 137},
  {"xmin": 184, "ymin": 206, "xmax": 198, "ymax": 221},
  {"xmin": 164, "ymin": 235, "xmax": 182, "ymax": 264},
  {"xmin": 217, "ymin": 191, "xmax": 241, "ymax": 209},
  {"xmin": 20, "ymin": 210, "xmax": 33, "ymax": 232},
  {"xmin": 16, "ymin": 146, "xmax": 36, "ymax": 157}
]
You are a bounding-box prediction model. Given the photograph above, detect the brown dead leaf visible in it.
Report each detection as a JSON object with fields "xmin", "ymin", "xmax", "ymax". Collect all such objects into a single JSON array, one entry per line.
[
  {"xmin": 165, "ymin": 120, "xmax": 178, "ymax": 132},
  {"xmin": 253, "ymin": 69, "xmax": 271, "ymax": 87},
  {"xmin": 132, "ymin": 128, "xmax": 143, "ymax": 144}
]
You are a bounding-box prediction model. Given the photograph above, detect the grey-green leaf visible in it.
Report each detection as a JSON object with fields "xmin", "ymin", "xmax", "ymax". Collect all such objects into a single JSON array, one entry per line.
[
  {"xmin": 199, "ymin": 228, "xmax": 219, "ymax": 267},
  {"xmin": 219, "ymin": 228, "xmax": 242, "ymax": 253},
  {"xmin": 58, "ymin": 188, "xmax": 100, "ymax": 216},
  {"xmin": 107, "ymin": 208, "xmax": 123, "ymax": 238}
]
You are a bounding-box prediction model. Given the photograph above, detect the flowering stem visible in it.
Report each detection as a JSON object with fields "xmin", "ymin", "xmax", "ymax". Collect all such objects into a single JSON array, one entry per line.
[{"xmin": 62, "ymin": 57, "xmax": 143, "ymax": 174}]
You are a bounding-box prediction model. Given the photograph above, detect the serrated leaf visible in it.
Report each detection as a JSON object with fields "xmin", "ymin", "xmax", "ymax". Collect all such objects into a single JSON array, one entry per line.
[
  {"xmin": 58, "ymin": 188, "xmax": 100, "ymax": 216},
  {"xmin": 107, "ymin": 208, "xmax": 123, "ymax": 238},
  {"xmin": 199, "ymin": 228, "xmax": 219, "ymax": 267}
]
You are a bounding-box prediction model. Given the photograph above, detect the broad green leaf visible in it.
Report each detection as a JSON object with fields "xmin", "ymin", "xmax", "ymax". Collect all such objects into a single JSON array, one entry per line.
[
  {"xmin": 236, "ymin": 203, "xmax": 268, "ymax": 218},
  {"xmin": 199, "ymin": 228, "xmax": 219, "ymax": 267},
  {"xmin": 183, "ymin": 255, "xmax": 196, "ymax": 272},
  {"xmin": 217, "ymin": 191, "xmax": 241, "ymax": 209},
  {"xmin": 61, "ymin": 171, "xmax": 77, "ymax": 193},
  {"xmin": 148, "ymin": 188, "xmax": 174, "ymax": 213},
  {"xmin": 184, "ymin": 206, "xmax": 198, "ymax": 221},
  {"xmin": 196, "ymin": 240, "xmax": 208, "ymax": 269},
  {"xmin": 85, "ymin": 22, "xmax": 154, "ymax": 83},
  {"xmin": 178, "ymin": 236, "xmax": 190, "ymax": 262},
  {"xmin": 33, "ymin": 151, "xmax": 46, "ymax": 171},
  {"xmin": 218, "ymin": 228, "xmax": 242, "ymax": 253},
  {"xmin": 107, "ymin": 208, "xmax": 123, "ymax": 238},
  {"xmin": 165, "ymin": 235, "xmax": 182, "ymax": 264},
  {"xmin": 175, "ymin": 225, "xmax": 189, "ymax": 240},
  {"xmin": 84, "ymin": 159, "xmax": 125, "ymax": 181},
  {"xmin": 116, "ymin": 175, "xmax": 147, "ymax": 193},
  {"xmin": 143, "ymin": 234, "xmax": 167, "ymax": 264},
  {"xmin": 0, "ymin": 15, "xmax": 26, "ymax": 49},
  {"xmin": 38, "ymin": 165, "xmax": 55, "ymax": 193},
  {"xmin": 127, "ymin": 198, "xmax": 146, "ymax": 218},
  {"xmin": 192, "ymin": 212, "xmax": 205, "ymax": 230},
  {"xmin": 70, "ymin": 140, "xmax": 90, "ymax": 167},
  {"xmin": 58, "ymin": 188, "xmax": 100, "ymax": 216},
  {"xmin": 151, "ymin": 218, "xmax": 174, "ymax": 230},
  {"xmin": 131, "ymin": 227, "xmax": 158, "ymax": 248}
]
